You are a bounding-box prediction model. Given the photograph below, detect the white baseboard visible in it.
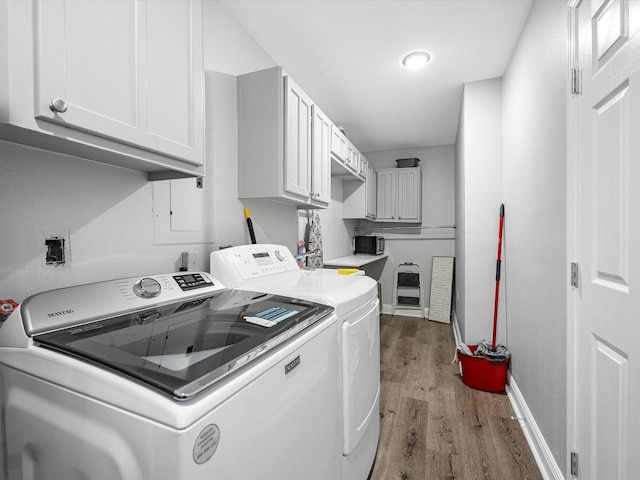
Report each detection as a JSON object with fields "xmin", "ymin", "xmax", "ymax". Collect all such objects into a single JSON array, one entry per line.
[
  {"xmin": 452, "ymin": 310, "xmax": 462, "ymax": 345},
  {"xmin": 506, "ymin": 373, "xmax": 565, "ymax": 480},
  {"xmin": 381, "ymin": 303, "xmax": 428, "ymax": 318}
]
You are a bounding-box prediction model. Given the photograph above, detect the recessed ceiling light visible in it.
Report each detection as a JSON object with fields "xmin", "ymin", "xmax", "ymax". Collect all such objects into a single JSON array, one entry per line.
[{"xmin": 402, "ymin": 51, "xmax": 431, "ymax": 70}]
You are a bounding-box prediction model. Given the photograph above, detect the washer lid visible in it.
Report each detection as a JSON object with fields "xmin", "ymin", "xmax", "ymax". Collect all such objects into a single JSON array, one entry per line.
[{"xmin": 33, "ymin": 289, "xmax": 333, "ymax": 400}]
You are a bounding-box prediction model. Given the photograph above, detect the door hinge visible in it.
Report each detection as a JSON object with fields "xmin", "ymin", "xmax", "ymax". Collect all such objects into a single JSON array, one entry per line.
[
  {"xmin": 571, "ymin": 68, "xmax": 582, "ymax": 95},
  {"xmin": 571, "ymin": 262, "xmax": 579, "ymax": 288},
  {"xmin": 571, "ymin": 451, "xmax": 579, "ymax": 476}
]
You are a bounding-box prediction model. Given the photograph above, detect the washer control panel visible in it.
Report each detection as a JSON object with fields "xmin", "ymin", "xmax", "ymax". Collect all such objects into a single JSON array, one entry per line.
[
  {"xmin": 211, "ymin": 245, "xmax": 299, "ymax": 282},
  {"xmin": 173, "ymin": 273, "xmax": 214, "ymax": 291},
  {"xmin": 19, "ymin": 272, "xmax": 225, "ymax": 337}
]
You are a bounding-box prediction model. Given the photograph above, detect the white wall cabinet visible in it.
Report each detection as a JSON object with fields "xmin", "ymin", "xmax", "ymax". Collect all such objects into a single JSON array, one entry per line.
[
  {"xmin": 343, "ymin": 156, "xmax": 377, "ymax": 220},
  {"xmin": 284, "ymin": 75, "xmax": 314, "ymax": 201},
  {"xmin": 330, "ymin": 124, "xmax": 366, "ymax": 182},
  {"xmin": 331, "ymin": 125, "xmax": 348, "ymax": 163},
  {"xmin": 376, "ymin": 167, "xmax": 422, "ymax": 223},
  {"xmin": 312, "ymin": 106, "xmax": 332, "ymax": 206},
  {"xmin": 0, "ymin": 0, "xmax": 204, "ymax": 179},
  {"xmin": 237, "ymin": 67, "xmax": 329, "ymax": 208},
  {"xmin": 365, "ymin": 161, "xmax": 377, "ymax": 218}
]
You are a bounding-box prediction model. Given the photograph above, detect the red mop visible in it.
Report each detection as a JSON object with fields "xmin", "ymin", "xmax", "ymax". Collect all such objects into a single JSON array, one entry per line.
[
  {"xmin": 492, "ymin": 203, "xmax": 505, "ymax": 351},
  {"xmin": 457, "ymin": 203, "xmax": 509, "ymax": 393}
]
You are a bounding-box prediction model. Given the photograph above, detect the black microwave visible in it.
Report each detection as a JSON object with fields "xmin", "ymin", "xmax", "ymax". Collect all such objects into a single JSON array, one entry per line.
[{"xmin": 354, "ymin": 236, "xmax": 385, "ymax": 255}]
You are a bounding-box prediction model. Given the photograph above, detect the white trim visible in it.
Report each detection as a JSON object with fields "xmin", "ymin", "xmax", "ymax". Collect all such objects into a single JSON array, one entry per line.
[
  {"xmin": 381, "ymin": 304, "xmax": 429, "ymax": 319},
  {"xmin": 506, "ymin": 372, "xmax": 566, "ymax": 480},
  {"xmin": 452, "ymin": 311, "xmax": 463, "ymax": 374},
  {"xmin": 566, "ymin": 3, "xmax": 580, "ymax": 478},
  {"xmin": 452, "ymin": 310, "xmax": 462, "ymax": 345}
]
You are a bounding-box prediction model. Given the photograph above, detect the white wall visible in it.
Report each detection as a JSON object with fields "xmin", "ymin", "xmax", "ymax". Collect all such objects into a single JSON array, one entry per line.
[
  {"xmin": 359, "ymin": 146, "xmax": 455, "ymax": 312},
  {"xmin": 502, "ymin": 0, "xmax": 567, "ymax": 472},
  {"xmin": 205, "ymin": 0, "xmax": 358, "ymax": 262},
  {"xmin": 455, "ymin": 79, "xmax": 505, "ymax": 344}
]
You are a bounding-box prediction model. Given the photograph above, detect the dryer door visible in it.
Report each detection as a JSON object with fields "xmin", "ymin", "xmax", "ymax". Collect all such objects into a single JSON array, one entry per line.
[{"xmin": 341, "ymin": 297, "xmax": 380, "ymax": 455}]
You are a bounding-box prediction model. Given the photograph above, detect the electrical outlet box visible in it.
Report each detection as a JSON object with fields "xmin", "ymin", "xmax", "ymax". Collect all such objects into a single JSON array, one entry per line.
[
  {"xmin": 45, "ymin": 236, "xmax": 65, "ymax": 265},
  {"xmin": 182, "ymin": 251, "xmax": 199, "ymax": 271}
]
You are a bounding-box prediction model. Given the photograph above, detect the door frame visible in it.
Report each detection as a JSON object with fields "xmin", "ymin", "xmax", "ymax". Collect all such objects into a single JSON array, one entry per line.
[{"xmin": 566, "ymin": 0, "xmax": 580, "ymax": 478}]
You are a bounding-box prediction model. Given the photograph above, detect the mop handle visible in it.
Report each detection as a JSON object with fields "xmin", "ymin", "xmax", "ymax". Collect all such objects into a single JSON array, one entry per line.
[
  {"xmin": 492, "ymin": 203, "xmax": 505, "ymax": 350},
  {"xmin": 244, "ymin": 208, "xmax": 257, "ymax": 244}
]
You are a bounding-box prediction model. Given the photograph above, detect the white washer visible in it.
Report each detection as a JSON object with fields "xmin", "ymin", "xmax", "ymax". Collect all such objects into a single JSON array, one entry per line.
[
  {"xmin": 0, "ymin": 272, "xmax": 341, "ymax": 480},
  {"xmin": 210, "ymin": 244, "xmax": 381, "ymax": 480}
]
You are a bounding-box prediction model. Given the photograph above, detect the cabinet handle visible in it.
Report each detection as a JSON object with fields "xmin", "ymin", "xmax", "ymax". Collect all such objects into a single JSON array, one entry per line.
[{"xmin": 49, "ymin": 98, "xmax": 68, "ymax": 113}]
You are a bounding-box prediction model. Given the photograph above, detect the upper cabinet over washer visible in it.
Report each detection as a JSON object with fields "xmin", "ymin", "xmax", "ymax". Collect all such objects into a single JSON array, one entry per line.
[
  {"xmin": 0, "ymin": 0, "xmax": 204, "ymax": 180},
  {"xmin": 237, "ymin": 67, "xmax": 330, "ymax": 208}
]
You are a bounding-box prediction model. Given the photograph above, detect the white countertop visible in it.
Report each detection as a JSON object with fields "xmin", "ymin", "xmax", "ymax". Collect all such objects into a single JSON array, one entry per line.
[{"xmin": 324, "ymin": 253, "xmax": 389, "ymax": 268}]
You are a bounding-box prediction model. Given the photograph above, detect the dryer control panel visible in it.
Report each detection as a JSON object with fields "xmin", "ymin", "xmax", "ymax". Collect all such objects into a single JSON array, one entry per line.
[{"xmin": 211, "ymin": 245, "xmax": 299, "ymax": 283}]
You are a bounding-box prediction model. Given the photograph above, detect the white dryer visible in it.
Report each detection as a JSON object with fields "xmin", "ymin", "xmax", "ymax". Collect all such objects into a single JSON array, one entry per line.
[
  {"xmin": 210, "ymin": 244, "xmax": 381, "ymax": 480},
  {"xmin": 0, "ymin": 272, "xmax": 341, "ymax": 480}
]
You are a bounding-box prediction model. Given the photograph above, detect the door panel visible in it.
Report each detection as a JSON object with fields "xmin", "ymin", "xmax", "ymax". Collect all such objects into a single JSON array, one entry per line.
[
  {"xmin": 592, "ymin": 336, "xmax": 628, "ymax": 480},
  {"xmin": 35, "ymin": 0, "xmax": 139, "ymax": 137},
  {"xmin": 397, "ymin": 168, "xmax": 420, "ymax": 221},
  {"xmin": 33, "ymin": 0, "xmax": 203, "ymax": 165},
  {"xmin": 593, "ymin": 81, "xmax": 629, "ymax": 291},
  {"xmin": 312, "ymin": 106, "xmax": 332, "ymax": 205},
  {"xmin": 284, "ymin": 76, "xmax": 312, "ymax": 200},
  {"xmin": 375, "ymin": 170, "xmax": 396, "ymax": 221}
]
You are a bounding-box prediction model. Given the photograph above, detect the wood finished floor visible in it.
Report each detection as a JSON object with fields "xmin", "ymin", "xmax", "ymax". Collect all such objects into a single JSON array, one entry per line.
[{"xmin": 370, "ymin": 314, "xmax": 543, "ymax": 480}]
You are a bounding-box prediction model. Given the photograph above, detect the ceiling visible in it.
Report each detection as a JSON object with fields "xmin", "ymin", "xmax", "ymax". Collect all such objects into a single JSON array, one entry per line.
[{"xmin": 218, "ymin": 0, "xmax": 533, "ymax": 154}]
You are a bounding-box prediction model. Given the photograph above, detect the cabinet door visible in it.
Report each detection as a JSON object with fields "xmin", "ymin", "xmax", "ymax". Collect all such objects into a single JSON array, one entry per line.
[
  {"xmin": 345, "ymin": 141, "xmax": 359, "ymax": 174},
  {"xmin": 397, "ymin": 168, "xmax": 421, "ymax": 221},
  {"xmin": 144, "ymin": 0, "xmax": 203, "ymax": 165},
  {"xmin": 35, "ymin": 1, "xmax": 139, "ymax": 141},
  {"xmin": 284, "ymin": 75, "xmax": 313, "ymax": 200},
  {"xmin": 34, "ymin": 0, "xmax": 203, "ymax": 165},
  {"xmin": 331, "ymin": 125, "xmax": 347, "ymax": 162},
  {"xmin": 376, "ymin": 169, "xmax": 396, "ymax": 220},
  {"xmin": 312, "ymin": 106, "xmax": 332, "ymax": 205},
  {"xmin": 366, "ymin": 163, "xmax": 377, "ymax": 219}
]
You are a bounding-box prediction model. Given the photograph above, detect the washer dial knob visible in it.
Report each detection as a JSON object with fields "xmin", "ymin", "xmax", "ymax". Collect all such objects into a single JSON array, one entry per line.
[
  {"xmin": 133, "ymin": 278, "xmax": 162, "ymax": 298},
  {"xmin": 274, "ymin": 250, "xmax": 285, "ymax": 261}
]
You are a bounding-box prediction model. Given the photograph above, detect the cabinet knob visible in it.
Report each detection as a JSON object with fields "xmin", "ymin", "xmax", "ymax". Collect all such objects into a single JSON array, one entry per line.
[{"xmin": 49, "ymin": 98, "xmax": 68, "ymax": 114}]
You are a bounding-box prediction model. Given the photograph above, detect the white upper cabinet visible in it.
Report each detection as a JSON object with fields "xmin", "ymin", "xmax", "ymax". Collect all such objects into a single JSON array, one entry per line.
[
  {"xmin": 376, "ymin": 167, "xmax": 422, "ymax": 223},
  {"xmin": 345, "ymin": 140, "xmax": 359, "ymax": 175},
  {"xmin": 343, "ymin": 155, "xmax": 376, "ymax": 220},
  {"xmin": 376, "ymin": 169, "xmax": 397, "ymax": 221},
  {"xmin": 237, "ymin": 67, "xmax": 329, "ymax": 208},
  {"xmin": 0, "ymin": 0, "xmax": 204, "ymax": 179},
  {"xmin": 365, "ymin": 161, "xmax": 377, "ymax": 219},
  {"xmin": 330, "ymin": 124, "xmax": 365, "ymax": 182},
  {"xmin": 312, "ymin": 105, "xmax": 332, "ymax": 206},
  {"xmin": 284, "ymin": 75, "xmax": 314, "ymax": 200},
  {"xmin": 331, "ymin": 125, "xmax": 348, "ymax": 162}
]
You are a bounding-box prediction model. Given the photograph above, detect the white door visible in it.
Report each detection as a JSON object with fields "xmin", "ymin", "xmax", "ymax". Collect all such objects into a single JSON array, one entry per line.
[
  {"xmin": 376, "ymin": 169, "xmax": 396, "ymax": 221},
  {"xmin": 284, "ymin": 75, "xmax": 313, "ymax": 200},
  {"xmin": 397, "ymin": 168, "xmax": 421, "ymax": 222},
  {"xmin": 572, "ymin": 1, "xmax": 640, "ymax": 478},
  {"xmin": 366, "ymin": 163, "xmax": 377, "ymax": 219},
  {"xmin": 341, "ymin": 298, "xmax": 380, "ymax": 456},
  {"xmin": 35, "ymin": 1, "xmax": 140, "ymax": 141},
  {"xmin": 34, "ymin": 0, "xmax": 203, "ymax": 165},
  {"xmin": 312, "ymin": 105, "xmax": 332, "ymax": 206}
]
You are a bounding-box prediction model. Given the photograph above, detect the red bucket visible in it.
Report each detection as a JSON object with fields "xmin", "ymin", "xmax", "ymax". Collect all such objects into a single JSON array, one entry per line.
[{"xmin": 457, "ymin": 345, "xmax": 509, "ymax": 393}]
